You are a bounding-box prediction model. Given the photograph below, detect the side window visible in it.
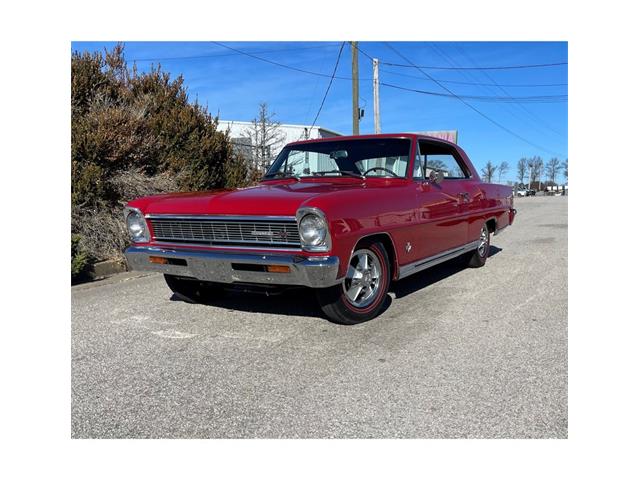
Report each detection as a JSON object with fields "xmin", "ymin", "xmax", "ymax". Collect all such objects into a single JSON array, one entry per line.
[
  {"xmin": 426, "ymin": 154, "xmax": 467, "ymax": 179},
  {"xmin": 418, "ymin": 141, "xmax": 469, "ymax": 179}
]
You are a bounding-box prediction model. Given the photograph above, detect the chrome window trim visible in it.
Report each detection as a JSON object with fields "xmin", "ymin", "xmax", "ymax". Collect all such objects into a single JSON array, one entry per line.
[{"xmin": 296, "ymin": 206, "xmax": 332, "ymax": 253}]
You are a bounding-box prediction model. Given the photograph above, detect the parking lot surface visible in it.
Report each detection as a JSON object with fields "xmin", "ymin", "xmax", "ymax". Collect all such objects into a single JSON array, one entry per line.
[{"xmin": 72, "ymin": 196, "xmax": 567, "ymax": 438}]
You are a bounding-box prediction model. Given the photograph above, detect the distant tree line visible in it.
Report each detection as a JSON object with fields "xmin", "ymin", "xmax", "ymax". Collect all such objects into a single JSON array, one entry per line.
[
  {"xmin": 71, "ymin": 44, "xmax": 258, "ymax": 280},
  {"xmin": 482, "ymin": 157, "xmax": 568, "ymax": 188}
]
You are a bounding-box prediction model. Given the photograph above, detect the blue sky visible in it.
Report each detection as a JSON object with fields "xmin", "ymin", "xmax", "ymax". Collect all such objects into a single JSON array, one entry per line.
[{"xmin": 72, "ymin": 41, "xmax": 567, "ymax": 183}]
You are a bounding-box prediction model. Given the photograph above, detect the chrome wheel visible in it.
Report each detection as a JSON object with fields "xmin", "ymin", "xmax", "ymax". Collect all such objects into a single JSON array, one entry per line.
[
  {"xmin": 478, "ymin": 225, "xmax": 489, "ymax": 257},
  {"xmin": 342, "ymin": 248, "xmax": 382, "ymax": 308}
]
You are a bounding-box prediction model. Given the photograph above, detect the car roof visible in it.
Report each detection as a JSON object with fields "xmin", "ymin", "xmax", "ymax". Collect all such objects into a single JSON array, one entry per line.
[{"xmin": 286, "ymin": 133, "xmax": 459, "ymax": 149}]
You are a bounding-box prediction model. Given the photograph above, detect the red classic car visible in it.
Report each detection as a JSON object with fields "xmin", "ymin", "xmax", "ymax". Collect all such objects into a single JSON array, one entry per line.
[{"xmin": 124, "ymin": 133, "xmax": 516, "ymax": 324}]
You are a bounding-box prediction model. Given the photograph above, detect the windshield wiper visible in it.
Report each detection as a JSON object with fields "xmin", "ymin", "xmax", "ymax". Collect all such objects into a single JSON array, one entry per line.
[
  {"xmin": 313, "ymin": 170, "xmax": 364, "ymax": 179},
  {"xmin": 262, "ymin": 171, "xmax": 300, "ymax": 181}
]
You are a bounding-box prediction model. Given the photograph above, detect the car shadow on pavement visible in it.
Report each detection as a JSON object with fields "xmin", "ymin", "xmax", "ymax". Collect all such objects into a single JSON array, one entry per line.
[
  {"xmin": 168, "ymin": 245, "xmax": 500, "ymax": 320},
  {"xmin": 170, "ymin": 286, "xmax": 394, "ymax": 321},
  {"xmin": 391, "ymin": 245, "xmax": 502, "ymax": 299},
  {"xmin": 170, "ymin": 286, "xmax": 326, "ymax": 319}
]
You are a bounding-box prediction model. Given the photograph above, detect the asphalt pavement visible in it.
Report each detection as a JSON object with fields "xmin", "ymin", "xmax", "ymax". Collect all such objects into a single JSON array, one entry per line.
[{"xmin": 71, "ymin": 195, "xmax": 568, "ymax": 438}]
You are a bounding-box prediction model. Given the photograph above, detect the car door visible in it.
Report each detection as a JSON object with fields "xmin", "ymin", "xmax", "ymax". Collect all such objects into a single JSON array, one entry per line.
[
  {"xmin": 456, "ymin": 178, "xmax": 485, "ymax": 244},
  {"xmin": 411, "ymin": 141, "xmax": 468, "ymax": 261}
]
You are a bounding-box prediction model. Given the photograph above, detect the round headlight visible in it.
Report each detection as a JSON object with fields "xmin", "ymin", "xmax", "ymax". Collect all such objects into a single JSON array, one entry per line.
[
  {"xmin": 299, "ymin": 214, "xmax": 327, "ymax": 246},
  {"xmin": 126, "ymin": 210, "xmax": 148, "ymax": 242}
]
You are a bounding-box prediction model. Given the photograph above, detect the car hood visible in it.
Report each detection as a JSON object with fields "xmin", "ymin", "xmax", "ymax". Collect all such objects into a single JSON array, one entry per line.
[{"xmin": 128, "ymin": 179, "xmax": 371, "ymax": 217}]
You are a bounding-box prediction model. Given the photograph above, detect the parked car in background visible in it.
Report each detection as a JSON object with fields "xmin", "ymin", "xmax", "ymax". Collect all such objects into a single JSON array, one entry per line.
[
  {"xmin": 516, "ymin": 189, "xmax": 528, "ymax": 197},
  {"xmin": 123, "ymin": 134, "xmax": 517, "ymax": 324}
]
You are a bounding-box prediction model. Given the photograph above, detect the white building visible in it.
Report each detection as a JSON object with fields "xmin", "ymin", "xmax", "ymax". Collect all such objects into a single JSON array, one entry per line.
[{"xmin": 218, "ymin": 120, "xmax": 342, "ymax": 157}]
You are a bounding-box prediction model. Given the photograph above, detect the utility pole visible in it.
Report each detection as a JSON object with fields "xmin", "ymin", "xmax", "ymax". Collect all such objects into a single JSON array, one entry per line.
[
  {"xmin": 373, "ymin": 58, "xmax": 380, "ymax": 134},
  {"xmin": 351, "ymin": 41, "xmax": 359, "ymax": 135}
]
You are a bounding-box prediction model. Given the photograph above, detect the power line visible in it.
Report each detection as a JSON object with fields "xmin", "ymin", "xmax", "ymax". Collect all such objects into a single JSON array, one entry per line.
[
  {"xmin": 427, "ymin": 42, "xmax": 564, "ymax": 144},
  {"xmin": 382, "ymin": 60, "xmax": 567, "ymax": 70},
  {"xmin": 352, "ymin": 42, "xmax": 375, "ymax": 61},
  {"xmin": 210, "ymin": 43, "xmax": 567, "ymax": 104},
  {"xmin": 211, "ymin": 41, "xmax": 351, "ymax": 80},
  {"xmin": 355, "ymin": 43, "xmax": 567, "ymax": 93},
  {"xmin": 127, "ymin": 43, "xmax": 340, "ymax": 63},
  {"xmin": 383, "ymin": 43, "xmax": 563, "ymax": 156},
  {"xmin": 427, "ymin": 42, "xmax": 564, "ymax": 142},
  {"xmin": 448, "ymin": 42, "xmax": 565, "ymax": 137},
  {"xmin": 213, "ymin": 42, "xmax": 567, "ymax": 110},
  {"xmin": 428, "ymin": 42, "xmax": 565, "ymax": 140},
  {"xmin": 381, "ymin": 82, "xmax": 567, "ymax": 103},
  {"xmin": 379, "ymin": 68, "xmax": 567, "ymax": 88},
  {"xmin": 309, "ymin": 42, "xmax": 346, "ymax": 131}
]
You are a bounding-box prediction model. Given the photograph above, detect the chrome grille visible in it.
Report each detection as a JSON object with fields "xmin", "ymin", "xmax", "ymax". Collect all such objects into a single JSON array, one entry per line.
[{"xmin": 148, "ymin": 216, "xmax": 301, "ymax": 248}]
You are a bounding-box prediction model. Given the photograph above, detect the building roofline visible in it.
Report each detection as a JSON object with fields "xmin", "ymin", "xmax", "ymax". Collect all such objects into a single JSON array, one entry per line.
[{"xmin": 218, "ymin": 120, "xmax": 341, "ymax": 136}]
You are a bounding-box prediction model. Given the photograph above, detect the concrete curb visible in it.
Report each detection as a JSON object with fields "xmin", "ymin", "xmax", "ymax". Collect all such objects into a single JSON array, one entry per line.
[{"xmin": 90, "ymin": 259, "xmax": 127, "ymax": 280}]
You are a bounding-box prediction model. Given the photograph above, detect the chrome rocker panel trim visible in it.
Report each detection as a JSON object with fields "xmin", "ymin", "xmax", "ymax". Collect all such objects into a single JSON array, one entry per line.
[
  {"xmin": 397, "ymin": 240, "xmax": 480, "ymax": 279},
  {"xmin": 124, "ymin": 246, "xmax": 341, "ymax": 288}
]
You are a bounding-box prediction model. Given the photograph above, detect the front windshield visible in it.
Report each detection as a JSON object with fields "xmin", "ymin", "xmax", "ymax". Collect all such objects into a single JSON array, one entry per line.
[{"xmin": 264, "ymin": 138, "xmax": 412, "ymax": 179}]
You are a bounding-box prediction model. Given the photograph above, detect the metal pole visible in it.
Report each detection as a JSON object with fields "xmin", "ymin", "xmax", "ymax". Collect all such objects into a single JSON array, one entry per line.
[
  {"xmin": 351, "ymin": 41, "xmax": 360, "ymax": 135},
  {"xmin": 373, "ymin": 58, "xmax": 380, "ymax": 134}
]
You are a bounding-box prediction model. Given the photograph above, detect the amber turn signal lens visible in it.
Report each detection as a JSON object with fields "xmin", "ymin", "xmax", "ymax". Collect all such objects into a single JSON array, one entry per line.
[
  {"xmin": 149, "ymin": 256, "xmax": 169, "ymax": 265},
  {"xmin": 266, "ymin": 265, "xmax": 290, "ymax": 273}
]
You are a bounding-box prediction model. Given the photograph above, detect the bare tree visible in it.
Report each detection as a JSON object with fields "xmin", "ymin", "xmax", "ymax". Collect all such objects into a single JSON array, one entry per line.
[
  {"xmin": 527, "ymin": 156, "xmax": 544, "ymax": 189},
  {"xmin": 517, "ymin": 158, "xmax": 527, "ymax": 185},
  {"xmin": 562, "ymin": 158, "xmax": 568, "ymax": 183},
  {"xmin": 546, "ymin": 157, "xmax": 560, "ymax": 185},
  {"xmin": 497, "ymin": 161, "xmax": 509, "ymax": 183},
  {"xmin": 481, "ymin": 160, "xmax": 497, "ymax": 183},
  {"xmin": 534, "ymin": 157, "xmax": 544, "ymax": 189},
  {"xmin": 243, "ymin": 102, "xmax": 286, "ymax": 172}
]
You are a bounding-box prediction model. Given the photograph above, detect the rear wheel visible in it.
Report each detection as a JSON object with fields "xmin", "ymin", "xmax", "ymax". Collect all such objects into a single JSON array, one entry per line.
[
  {"xmin": 315, "ymin": 241, "xmax": 390, "ymax": 325},
  {"xmin": 465, "ymin": 223, "xmax": 490, "ymax": 268},
  {"xmin": 164, "ymin": 274, "xmax": 224, "ymax": 303}
]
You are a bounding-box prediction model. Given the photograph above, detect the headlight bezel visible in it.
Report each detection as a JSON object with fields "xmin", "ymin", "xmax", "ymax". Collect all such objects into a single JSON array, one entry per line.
[
  {"xmin": 296, "ymin": 207, "xmax": 331, "ymax": 252},
  {"xmin": 123, "ymin": 206, "xmax": 150, "ymax": 243}
]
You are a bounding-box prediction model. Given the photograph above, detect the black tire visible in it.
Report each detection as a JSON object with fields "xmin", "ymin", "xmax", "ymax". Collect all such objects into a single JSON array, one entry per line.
[
  {"xmin": 164, "ymin": 274, "xmax": 224, "ymax": 303},
  {"xmin": 465, "ymin": 223, "xmax": 490, "ymax": 268},
  {"xmin": 315, "ymin": 241, "xmax": 391, "ymax": 325}
]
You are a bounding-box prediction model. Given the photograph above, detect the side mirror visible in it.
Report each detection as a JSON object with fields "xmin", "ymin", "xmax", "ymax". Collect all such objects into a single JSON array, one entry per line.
[{"xmin": 429, "ymin": 170, "xmax": 444, "ymax": 184}]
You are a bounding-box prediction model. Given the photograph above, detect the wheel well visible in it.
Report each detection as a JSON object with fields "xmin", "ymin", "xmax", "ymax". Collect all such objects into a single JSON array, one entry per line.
[
  {"xmin": 486, "ymin": 218, "xmax": 497, "ymax": 234},
  {"xmin": 354, "ymin": 233, "xmax": 398, "ymax": 280}
]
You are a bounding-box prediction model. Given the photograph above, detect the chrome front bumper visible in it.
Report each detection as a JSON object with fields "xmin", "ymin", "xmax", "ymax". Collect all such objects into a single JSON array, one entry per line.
[{"xmin": 124, "ymin": 246, "xmax": 341, "ymax": 288}]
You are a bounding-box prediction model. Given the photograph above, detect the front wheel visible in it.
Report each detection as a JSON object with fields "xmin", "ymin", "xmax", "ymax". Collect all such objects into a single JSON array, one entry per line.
[{"xmin": 315, "ymin": 241, "xmax": 390, "ymax": 325}]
